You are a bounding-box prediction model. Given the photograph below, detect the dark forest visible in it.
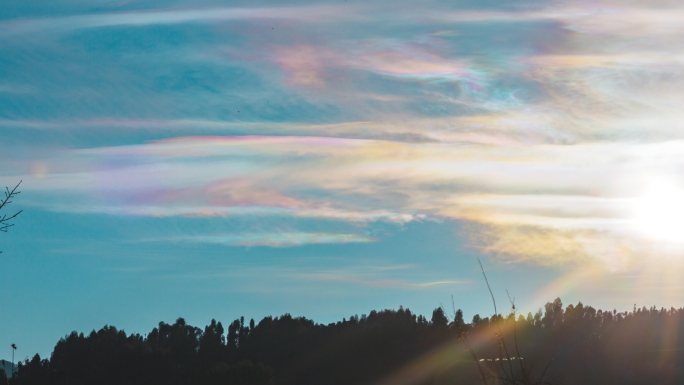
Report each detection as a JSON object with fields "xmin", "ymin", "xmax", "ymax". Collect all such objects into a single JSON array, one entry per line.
[{"xmin": 4, "ymin": 298, "xmax": 684, "ymax": 385}]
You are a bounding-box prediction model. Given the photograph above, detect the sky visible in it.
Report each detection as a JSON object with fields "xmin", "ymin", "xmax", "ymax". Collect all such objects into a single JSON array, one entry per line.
[{"xmin": 2, "ymin": 0, "xmax": 684, "ymax": 359}]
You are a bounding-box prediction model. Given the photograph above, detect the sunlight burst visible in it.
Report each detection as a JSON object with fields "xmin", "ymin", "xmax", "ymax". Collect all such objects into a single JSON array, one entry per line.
[{"xmin": 634, "ymin": 180, "xmax": 684, "ymax": 243}]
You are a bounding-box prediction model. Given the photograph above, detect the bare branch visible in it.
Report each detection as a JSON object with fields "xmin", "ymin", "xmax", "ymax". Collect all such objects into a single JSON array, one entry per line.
[
  {"xmin": 478, "ymin": 258, "xmax": 498, "ymax": 317},
  {"xmin": 0, "ymin": 180, "xmax": 22, "ymax": 254},
  {"xmin": 478, "ymin": 258, "xmax": 515, "ymax": 376},
  {"xmin": 508, "ymin": 290, "xmax": 529, "ymax": 383},
  {"xmin": 473, "ymin": 259, "xmax": 562, "ymax": 385}
]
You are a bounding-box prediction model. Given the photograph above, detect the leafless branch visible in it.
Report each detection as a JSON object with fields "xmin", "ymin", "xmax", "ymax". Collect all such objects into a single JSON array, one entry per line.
[
  {"xmin": 466, "ymin": 258, "xmax": 563, "ymax": 385},
  {"xmin": 0, "ymin": 180, "xmax": 22, "ymax": 254},
  {"xmin": 478, "ymin": 258, "xmax": 515, "ymax": 378}
]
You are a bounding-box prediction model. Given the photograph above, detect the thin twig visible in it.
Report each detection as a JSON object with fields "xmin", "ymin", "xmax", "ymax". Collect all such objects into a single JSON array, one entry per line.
[
  {"xmin": 479, "ymin": 259, "xmax": 563, "ymax": 385},
  {"xmin": 0, "ymin": 180, "xmax": 22, "ymax": 254},
  {"xmin": 478, "ymin": 258, "xmax": 497, "ymax": 317},
  {"xmin": 478, "ymin": 258, "xmax": 515, "ymax": 377},
  {"xmin": 508, "ymin": 290, "xmax": 529, "ymax": 383}
]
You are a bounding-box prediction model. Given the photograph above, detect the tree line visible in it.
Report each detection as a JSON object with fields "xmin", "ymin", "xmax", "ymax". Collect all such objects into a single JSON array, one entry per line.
[{"xmin": 4, "ymin": 298, "xmax": 684, "ymax": 385}]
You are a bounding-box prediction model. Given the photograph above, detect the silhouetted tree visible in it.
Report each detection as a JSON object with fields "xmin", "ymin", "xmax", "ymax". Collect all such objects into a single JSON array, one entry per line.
[
  {"xmin": 12, "ymin": 298, "xmax": 684, "ymax": 385},
  {"xmin": 431, "ymin": 308, "xmax": 449, "ymax": 329}
]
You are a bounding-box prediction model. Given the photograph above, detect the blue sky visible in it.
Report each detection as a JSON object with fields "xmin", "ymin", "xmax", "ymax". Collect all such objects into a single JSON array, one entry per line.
[{"xmin": 3, "ymin": 0, "xmax": 684, "ymax": 358}]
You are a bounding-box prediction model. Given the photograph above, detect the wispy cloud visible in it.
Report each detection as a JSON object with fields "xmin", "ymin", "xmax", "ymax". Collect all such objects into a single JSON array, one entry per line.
[
  {"xmin": 158, "ymin": 232, "xmax": 374, "ymax": 247},
  {"xmin": 4, "ymin": 0, "xmax": 684, "ymax": 269},
  {"xmin": 293, "ymin": 267, "xmax": 470, "ymax": 289},
  {"xmin": 7, "ymin": 134, "xmax": 684, "ymax": 267},
  {"xmin": 295, "ymin": 273, "xmax": 469, "ymax": 289},
  {"xmin": 0, "ymin": 5, "xmax": 355, "ymax": 36}
]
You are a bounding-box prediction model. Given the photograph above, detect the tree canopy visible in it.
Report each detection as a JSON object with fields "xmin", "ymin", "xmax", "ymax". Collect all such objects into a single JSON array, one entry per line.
[{"xmin": 9, "ymin": 298, "xmax": 684, "ymax": 385}]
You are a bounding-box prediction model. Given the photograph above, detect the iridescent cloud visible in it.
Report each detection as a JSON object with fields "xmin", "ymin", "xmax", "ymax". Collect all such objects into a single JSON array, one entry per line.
[
  {"xmin": 3, "ymin": 0, "xmax": 684, "ymax": 268},
  {"xmin": 8, "ymin": 134, "xmax": 684, "ymax": 267}
]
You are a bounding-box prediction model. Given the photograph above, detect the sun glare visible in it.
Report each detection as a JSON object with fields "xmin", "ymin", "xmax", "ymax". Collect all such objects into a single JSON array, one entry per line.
[{"xmin": 634, "ymin": 180, "xmax": 684, "ymax": 243}]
